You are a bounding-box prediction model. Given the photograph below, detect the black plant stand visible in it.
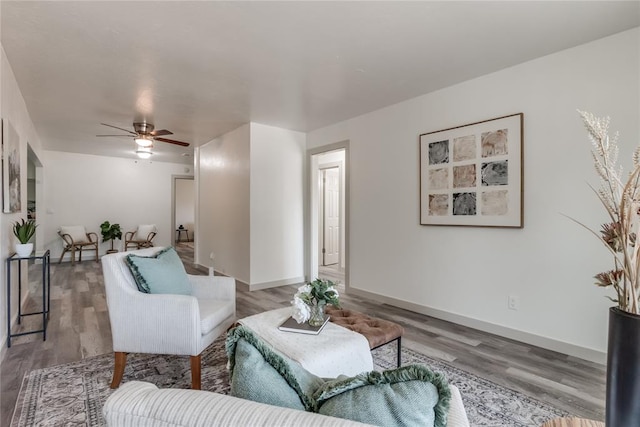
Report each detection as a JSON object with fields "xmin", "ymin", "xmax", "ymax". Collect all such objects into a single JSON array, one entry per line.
[{"xmin": 5, "ymin": 250, "xmax": 51, "ymax": 347}]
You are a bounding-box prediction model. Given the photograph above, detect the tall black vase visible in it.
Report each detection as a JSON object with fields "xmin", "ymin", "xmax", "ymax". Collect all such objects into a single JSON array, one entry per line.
[{"xmin": 606, "ymin": 307, "xmax": 640, "ymax": 427}]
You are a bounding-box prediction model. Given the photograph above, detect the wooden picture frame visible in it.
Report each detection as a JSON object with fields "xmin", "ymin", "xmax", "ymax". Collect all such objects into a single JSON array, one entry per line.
[{"xmin": 419, "ymin": 113, "xmax": 523, "ymax": 227}]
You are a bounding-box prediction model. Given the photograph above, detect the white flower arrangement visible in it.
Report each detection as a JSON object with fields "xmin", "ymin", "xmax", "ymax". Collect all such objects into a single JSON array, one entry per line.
[
  {"xmin": 291, "ymin": 293, "xmax": 311, "ymax": 323},
  {"xmin": 291, "ymin": 279, "xmax": 340, "ymax": 324}
]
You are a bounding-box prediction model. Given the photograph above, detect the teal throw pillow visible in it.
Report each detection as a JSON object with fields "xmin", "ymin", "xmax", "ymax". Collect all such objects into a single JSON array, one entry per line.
[
  {"xmin": 225, "ymin": 326, "xmax": 451, "ymax": 427},
  {"xmin": 125, "ymin": 247, "xmax": 192, "ymax": 295},
  {"xmin": 313, "ymin": 365, "xmax": 451, "ymax": 427},
  {"xmin": 225, "ymin": 326, "xmax": 324, "ymax": 411}
]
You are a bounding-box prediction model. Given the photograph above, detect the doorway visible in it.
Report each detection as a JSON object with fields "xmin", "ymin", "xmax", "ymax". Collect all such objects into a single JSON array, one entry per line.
[
  {"xmin": 308, "ymin": 143, "xmax": 348, "ymax": 288},
  {"xmin": 172, "ymin": 175, "xmax": 195, "ymax": 262},
  {"xmin": 319, "ymin": 165, "xmax": 341, "ymax": 266}
]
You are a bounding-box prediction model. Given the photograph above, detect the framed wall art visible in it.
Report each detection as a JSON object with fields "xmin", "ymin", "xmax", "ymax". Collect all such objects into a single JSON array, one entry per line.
[
  {"xmin": 419, "ymin": 113, "xmax": 523, "ymax": 227},
  {"xmin": 3, "ymin": 119, "xmax": 21, "ymax": 213}
]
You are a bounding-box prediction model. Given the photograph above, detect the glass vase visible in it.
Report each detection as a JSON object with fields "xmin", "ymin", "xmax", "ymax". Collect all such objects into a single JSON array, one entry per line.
[{"xmin": 308, "ymin": 301, "xmax": 326, "ymax": 327}]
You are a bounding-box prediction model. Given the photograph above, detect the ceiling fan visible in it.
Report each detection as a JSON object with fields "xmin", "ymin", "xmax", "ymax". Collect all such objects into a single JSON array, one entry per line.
[{"xmin": 96, "ymin": 122, "xmax": 190, "ymax": 148}]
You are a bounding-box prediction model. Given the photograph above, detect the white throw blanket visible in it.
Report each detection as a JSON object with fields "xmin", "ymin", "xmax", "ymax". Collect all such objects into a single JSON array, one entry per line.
[{"xmin": 239, "ymin": 307, "xmax": 374, "ymax": 377}]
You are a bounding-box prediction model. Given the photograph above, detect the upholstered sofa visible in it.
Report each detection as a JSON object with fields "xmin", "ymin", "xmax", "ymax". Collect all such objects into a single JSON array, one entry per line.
[{"xmin": 103, "ymin": 381, "xmax": 470, "ymax": 426}]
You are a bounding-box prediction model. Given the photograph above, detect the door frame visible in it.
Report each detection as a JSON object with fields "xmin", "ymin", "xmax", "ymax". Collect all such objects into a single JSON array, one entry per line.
[
  {"xmin": 318, "ymin": 162, "xmax": 342, "ymax": 267},
  {"xmin": 306, "ymin": 141, "xmax": 349, "ymax": 290}
]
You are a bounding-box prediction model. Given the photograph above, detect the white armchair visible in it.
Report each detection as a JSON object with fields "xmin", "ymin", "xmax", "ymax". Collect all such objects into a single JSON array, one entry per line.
[{"xmin": 101, "ymin": 247, "xmax": 236, "ymax": 390}]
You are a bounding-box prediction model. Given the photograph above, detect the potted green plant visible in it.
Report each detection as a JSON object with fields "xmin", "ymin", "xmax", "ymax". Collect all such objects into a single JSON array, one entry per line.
[
  {"xmin": 12, "ymin": 218, "xmax": 37, "ymax": 257},
  {"xmin": 573, "ymin": 111, "xmax": 640, "ymax": 427},
  {"xmin": 100, "ymin": 221, "xmax": 122, "ymax": 254}
]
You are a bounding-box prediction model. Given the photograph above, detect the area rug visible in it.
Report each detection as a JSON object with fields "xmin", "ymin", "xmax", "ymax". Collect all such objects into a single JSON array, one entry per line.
[
  {"xmin": 12, "ymin": 336, "xmax": 568, "ymax": 426},
  {"xmin": 372, "ymin": 345, "xmax": 569, "ymax": 426}
]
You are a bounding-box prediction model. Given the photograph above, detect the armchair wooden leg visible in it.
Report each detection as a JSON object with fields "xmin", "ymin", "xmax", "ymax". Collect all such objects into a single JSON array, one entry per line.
[
  {"xmin": 190, "ymin": 354, "xmax": 201, "ymax": 390},
  {"xmin": 70, "ymin": 247, "xmax": 76, "ymax": 265},
  {"xmin": 110, "ymin": 352, "xmax": 127, "ymax": 389}
]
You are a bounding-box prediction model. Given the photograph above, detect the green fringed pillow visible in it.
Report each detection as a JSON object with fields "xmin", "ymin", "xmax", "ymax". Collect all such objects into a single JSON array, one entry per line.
[
  {"xmin": 225, "ymin": 326, "xmax": 324, "ymax": 411},
  {"xmin": 124, "ymin": 247, "xmax": 191, "ymax": 295},
  {"xmin": 226, "ymin": 326, "xmax": 451, "ymax": 427},
  {"xmin": 313, "ymin": 365, "xmax": 451, "ymax": 427}
]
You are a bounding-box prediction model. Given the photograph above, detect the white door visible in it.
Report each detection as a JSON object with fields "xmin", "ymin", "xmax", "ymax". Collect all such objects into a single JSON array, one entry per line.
[{"xmin": 323, "ymin": 167, "xmax": 340, "ymax": 266}]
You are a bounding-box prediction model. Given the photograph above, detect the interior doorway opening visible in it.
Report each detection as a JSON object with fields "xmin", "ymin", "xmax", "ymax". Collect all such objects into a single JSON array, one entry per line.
[
  {"xmin": 319, "ymin": 164, "xmax": 341, "ymax": 267},
  {"xmin": 172, "ymin": 175, "xmax": 195, "ymax": 262},
  {"xmin": 308, "ymin": 144, "xmax": 348, "ymax": 288}
]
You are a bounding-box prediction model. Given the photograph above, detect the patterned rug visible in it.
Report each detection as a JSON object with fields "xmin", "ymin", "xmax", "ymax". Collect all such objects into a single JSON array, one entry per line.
[
  {"xmin": 11, "ymin": 335, "xmax": 568, "ymax": 426},
  {"xmin": 373, "ymin": 345, "xmax": 569, "ymax": 426}
]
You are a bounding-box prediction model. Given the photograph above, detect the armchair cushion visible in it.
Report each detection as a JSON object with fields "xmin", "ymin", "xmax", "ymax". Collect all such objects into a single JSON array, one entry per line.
[
  {"xmin": 134, "ymin": 224, "xmax": 156, "ymax": 240},
  {"xmin": 60, "ymin": 225, "xmax": 89, "ymax": 243},
  {"xmin": 125, "ymin": 247, "xmax": 191, "ymax": 295},
  {"xmin": 199, "ymin": 299, "xmax": 235, "ymax": 335}
]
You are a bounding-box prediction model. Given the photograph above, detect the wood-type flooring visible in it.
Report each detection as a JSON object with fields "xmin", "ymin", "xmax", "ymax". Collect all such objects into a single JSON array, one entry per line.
[{"xmin": 0, "ymin": 244, "xmax": 605, "ymax": 426}]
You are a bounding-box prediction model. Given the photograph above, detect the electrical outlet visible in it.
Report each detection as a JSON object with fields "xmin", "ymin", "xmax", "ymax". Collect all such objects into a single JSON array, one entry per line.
[
  {"xmin": 508, "ymin": 295, "xmax": 520, "ymax": 310},
  {"xmin": 210, "ymin": 252, "xmax": 215, "ymax": 260}
]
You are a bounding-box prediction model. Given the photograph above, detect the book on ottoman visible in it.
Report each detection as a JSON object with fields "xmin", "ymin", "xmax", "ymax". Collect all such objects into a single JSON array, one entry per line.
[{"xmin": 278, "ymin": 316, "xmax": 330, "ymax": 335}]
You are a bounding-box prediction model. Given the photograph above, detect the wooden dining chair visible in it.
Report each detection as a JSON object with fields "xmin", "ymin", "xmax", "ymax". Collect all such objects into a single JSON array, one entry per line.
[
  {"xmin": 58, "ymin": 226, "xmax": 99, "ymax": 264},
  {"xmin": 124, "ymin": 224, "xmax": 157, "ymax": 251}
]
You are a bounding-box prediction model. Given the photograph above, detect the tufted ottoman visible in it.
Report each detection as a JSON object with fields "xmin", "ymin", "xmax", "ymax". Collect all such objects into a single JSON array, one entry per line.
[{"xmin": 325, "ymin": 306, "xmax": 405, "ymax": 367}]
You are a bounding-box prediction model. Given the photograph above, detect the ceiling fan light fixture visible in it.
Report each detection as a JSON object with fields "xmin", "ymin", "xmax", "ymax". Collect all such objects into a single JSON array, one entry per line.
[
  {"xmin": 136, "ymin": 147, "xmax": 153, "ymax": 159},
  {"xmin": 134, "ymin": 136, "xmax": 153, "ymax": 147}
]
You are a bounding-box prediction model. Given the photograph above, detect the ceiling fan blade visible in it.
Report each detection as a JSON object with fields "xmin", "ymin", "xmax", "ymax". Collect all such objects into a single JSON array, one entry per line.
[
  {"xmin": 150, "ymin": 129, "xmax": 173, "ymax": 137},
  {"xmin": 96, "ymin": 134, "xmax": 132, "ymax": 137},
  {"xmin": 100, "ymin": 123, "xmax": 137, "ymax": 135},
  {"xmin": 154, "ymin": 137, "xmax": 190, "ymax": 147}
]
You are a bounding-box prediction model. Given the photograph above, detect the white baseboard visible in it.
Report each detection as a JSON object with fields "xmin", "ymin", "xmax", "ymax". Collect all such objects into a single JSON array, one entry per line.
[
  {"xmin": 205, "ymin": 269, "xmax": 304, "ymax": 292},
  {"xmin": 194, "ymin": 267, "xmax": 304, "ymax": 292},
  {"xmin": 57, "ymin": 254, "xmax": 99, "ymax": 263},
  {"xmin": 235, "ymin": 280, "xmax": 250, "ymax": 292},
  {"xmin": 349, "ymin": 287, "xmax": 606, "ymax": 365},
  {"xmin": 216, "ymin": 278, "xmax": 300, "ymax": 292},
  {"xmin": 245, "ymin": 276, "xmax": 305, "ymax": 292}
]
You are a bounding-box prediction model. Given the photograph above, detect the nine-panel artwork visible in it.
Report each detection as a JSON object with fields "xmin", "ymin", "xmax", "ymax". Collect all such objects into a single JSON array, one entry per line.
[{"xmin": 420, "ymin": 113, "xmax": 523, "ymax": 227}]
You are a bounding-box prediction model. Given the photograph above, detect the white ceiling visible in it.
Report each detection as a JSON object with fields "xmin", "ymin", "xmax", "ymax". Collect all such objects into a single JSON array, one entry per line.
[{"xmin": 2, "ymin": 1, "xmax": 639, "ymax": 165}]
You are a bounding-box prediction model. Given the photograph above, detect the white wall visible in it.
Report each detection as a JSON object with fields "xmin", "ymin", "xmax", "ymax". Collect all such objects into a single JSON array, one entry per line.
[
  {"xmin": 250, "ymin": 123, "xmax": 305, "ymax": 287},
  {"xmin": 196, "ymin": 122, "xmax": 305, "ymax": 288},
  {"xmin": 0, "ymin": 45, "xmax": 46, "ymax": 355},
  {"xmin": 42, "ymin": 151, "xmax": 188, "ymax": 259},
  {"xmin": 197, "ymin": 124, "xmax": 250, "ymax": 283},
  {"xmin": 307, "ymin": 28, "xmax": 640, "ymax": 361},
  {"xmin": 175, "ymin": 178, "xmax": 194, "ymax": 235}
]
